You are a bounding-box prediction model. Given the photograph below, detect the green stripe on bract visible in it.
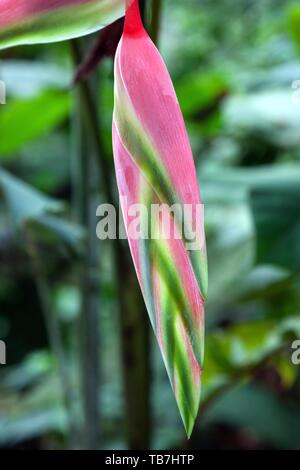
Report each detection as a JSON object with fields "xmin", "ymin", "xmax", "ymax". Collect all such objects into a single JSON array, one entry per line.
[
  {"xmin": 114, "ymin": 80, "xmax": 208, "ymax": 303},
  {"xmin": 123, "ymin": 177, "xmax": 200, "ymax": 432},
  {"xmin": 114, "ymin": 98, "xmax": 178, "ymax": 209},
  {"xmin": 159, "ymin": 275, "xmax": 176, "ymax": 380},
  {"xmin": 148, "ymin": 241, "xmax": 199, "ymax": 435},
  {"xmin": 0, "ymin": 0, "xmax": 124, "ymax": 49},
  {"xmin": 150, "ymin": 214, "xmax": 176, "ymax": 380},
  {"xmin": 151, "ymin": 237, "xmax": 203, "ymax": 366},
  {"xmin": 190, "ymin": 249, "xmax": 208, "ymax": 302},
  {"xmin": 173, "ymin": 316, "xmax": 201, "ymax": 437},
  {"xmin": 138, "ymin": 186, "xmax": 157, "ymax": 330},
  {"xmin": 139, "ymin": 237, "xmax": 156, "ymax": 328}
]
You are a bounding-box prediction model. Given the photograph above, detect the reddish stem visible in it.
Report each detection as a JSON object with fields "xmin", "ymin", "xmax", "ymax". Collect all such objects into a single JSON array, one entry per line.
[{"xmin": 124, "ymin": 0, "xmax": 144, "ymax": 35}]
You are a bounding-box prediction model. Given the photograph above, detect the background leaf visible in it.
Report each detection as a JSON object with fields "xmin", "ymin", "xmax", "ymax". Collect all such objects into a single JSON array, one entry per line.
[
  {"xmin": 0, "ymin": 0, "xmax": 125, "ymax": 49},
  {"xmin": 0, "ymin": 90, "xmax": 70, "ymax": 157}
]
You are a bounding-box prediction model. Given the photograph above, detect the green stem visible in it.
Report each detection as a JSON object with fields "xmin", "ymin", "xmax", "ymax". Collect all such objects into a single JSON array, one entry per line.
[
  {"xmin": 115, "ymin": 246, "xmax": 151, "ymax": 449},
  {"xmin": 26, "ymin": 231, "xmax": 78, "ymax": 448},
  {"xmin": 80, "ymin": 187, "xmax": 101, "ymax": 450},
  {"xmin": 70, "ymin": 40, "xmax": 114, "ymax": 206},
  {"xmin": 150, "ymin": 0, "xmax": 162, "ymax": 45},
  {"xmin": 139, "ymin": 0, "xmax": 147, "ymax": 21},
  {"xmin": 71, "ymin": 40, "xmax": 101, "ymax": 449}
]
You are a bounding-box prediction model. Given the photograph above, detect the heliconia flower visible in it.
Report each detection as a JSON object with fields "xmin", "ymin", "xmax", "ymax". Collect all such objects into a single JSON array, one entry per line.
[
  {"xmin": 0, "ymin": 0, "xmax": 125, "ymax": 49},
  {"xmin": 112, "ymin": 0, "xmax": 208, "ymax": 436}
]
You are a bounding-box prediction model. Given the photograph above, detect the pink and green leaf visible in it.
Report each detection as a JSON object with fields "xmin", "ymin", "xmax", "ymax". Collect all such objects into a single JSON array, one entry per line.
[
  {"xmin": 0, "ymin": 0, "xmax": 125, "ymax": 49},
  {"xmin": 112, "ymin": 0, "xmax": 207, "ymax": 436}
]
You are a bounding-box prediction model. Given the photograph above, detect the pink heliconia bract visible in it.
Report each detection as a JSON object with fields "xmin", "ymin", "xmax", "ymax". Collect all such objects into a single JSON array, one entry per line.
[{"xmin": 112, "ymin": 0, "xmax": 208, "ymax": 436}]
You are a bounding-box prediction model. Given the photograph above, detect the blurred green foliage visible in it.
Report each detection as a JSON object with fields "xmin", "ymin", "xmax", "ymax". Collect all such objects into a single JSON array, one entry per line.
[{"xmin": 0, "ymin": 0, "xmax": 300, "ymax": 450}]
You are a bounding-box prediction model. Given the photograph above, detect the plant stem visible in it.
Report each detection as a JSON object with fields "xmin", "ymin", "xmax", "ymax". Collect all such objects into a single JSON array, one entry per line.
[
  {"xmin": 139, "ymin": 0, "xmax": 147, "ymax": 21},
  {"xmin": 80, "ymin": 175, "xmax": 101, "ymax": 450},
  {"xmin": 70, "ymin": 40, "xmax": 114, "ymax": 206},
  {"xmin": 26, "ymin": 231, "xmax": 78, "ymax": 448},
  {"xmin": 71, "ymin": 39, "xmax": 101, "ymax": 449},
  {"xmin": 150, "ymin": 0, "xmax": 162, "ymax": 45},
  {"xmin": 115, "ymin": 245, "xmax": 151, "ymax": 449}
]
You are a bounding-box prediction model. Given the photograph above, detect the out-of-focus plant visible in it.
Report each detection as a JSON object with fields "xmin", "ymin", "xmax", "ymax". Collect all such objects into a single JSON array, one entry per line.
[{"xmin": 1, "ymin": 0, "xmax": 300, "ymax": 451}]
